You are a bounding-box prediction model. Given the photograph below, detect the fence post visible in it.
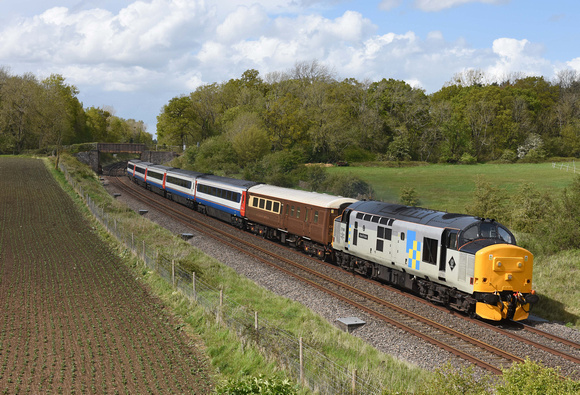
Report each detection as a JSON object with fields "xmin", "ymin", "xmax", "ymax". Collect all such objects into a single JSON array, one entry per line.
[
  {"xmin": 217, "ymin": 288, "xmax": 223, "ymax": 324},
  {"xmin": 131, "ymin": 233, "xmax": 134, "ymax": 254},
  {"xmin": 192, "ymin": 272, "xmax": 196, "ymax": 301},
  {"xmin": 299, "ymin": 337, "xmax": 304, "ymax": 386},
  {"xmin": 142, "ymin": 240, "xmax": 146, "ymax": 264},
  {"xmin": 172, "ymin": 260, "xmax": 175, "ymax": 288},
  {"xmin": 352, "ymin": 369, "xmax": 357, "ymax": 395}
]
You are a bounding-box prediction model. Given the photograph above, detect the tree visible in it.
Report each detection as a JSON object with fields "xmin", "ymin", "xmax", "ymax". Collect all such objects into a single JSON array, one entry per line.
[
  {"xmin": 0, "ymin": 73, "xmax": 42, "ymax": 153},
  {"xmin": 156, "ymin": 96, "xmax": 197, "ymax": 147}
]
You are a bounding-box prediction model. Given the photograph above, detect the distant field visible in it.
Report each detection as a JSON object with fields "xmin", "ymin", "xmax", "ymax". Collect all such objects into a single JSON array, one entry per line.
[{"xmin": 328, "ymin": 162, "xmax": 578, "ymax": 213}]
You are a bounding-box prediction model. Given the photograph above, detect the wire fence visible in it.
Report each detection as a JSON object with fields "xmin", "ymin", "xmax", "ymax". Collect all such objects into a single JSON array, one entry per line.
[
  {"xmin": 59, "ymin": 163, "xmax": 384, "ymax": 395},
  {"xmin": 552, "ymin": 161, "xmax": 577, "ymax": 173}
]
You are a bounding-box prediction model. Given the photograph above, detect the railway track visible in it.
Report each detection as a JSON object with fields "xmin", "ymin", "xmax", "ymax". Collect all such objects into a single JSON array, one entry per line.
[{"xmin": 105, "ymin": 168, "xmax": 580, "ymax": 377}]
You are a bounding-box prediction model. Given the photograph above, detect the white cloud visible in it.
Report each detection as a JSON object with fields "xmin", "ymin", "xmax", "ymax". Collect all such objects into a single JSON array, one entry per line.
[
  {"xmin": 567, "ymin": 58, "xmax": 580, "ymax": 72},
  {"xmin": 413, "ymin": 0, "xmax": 508, "ymax": 12},
  {"xmin": 379, "ymin": 0, "xmax": 403, "ymax": 11},
  {"xmin": 485, "ymin": 38, "xmax": 551, "ymax": 82},
  {"xmin": 216, "ymin": 5, "xmax": 269, "ymax": 42},
  {"xmin": 0, "ymin": 1, "xmax": 210, "ymax": 66}
]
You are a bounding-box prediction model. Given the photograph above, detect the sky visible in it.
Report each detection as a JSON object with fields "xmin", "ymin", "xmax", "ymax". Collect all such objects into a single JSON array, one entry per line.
[{"xmin": 0, "ymin": 0, "xmax": 579, "ymax": 137}]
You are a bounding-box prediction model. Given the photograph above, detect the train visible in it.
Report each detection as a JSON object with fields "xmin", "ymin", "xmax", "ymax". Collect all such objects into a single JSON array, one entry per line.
[{"xmin": 126, "ymin": 159, "xmax": 538, "ymax": 321}]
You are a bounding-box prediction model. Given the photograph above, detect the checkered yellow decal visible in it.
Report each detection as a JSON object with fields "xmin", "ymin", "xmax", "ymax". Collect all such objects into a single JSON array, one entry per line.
[{"xmin": 406, "ymin": 230, "xmax": 421, "ymax": 270}]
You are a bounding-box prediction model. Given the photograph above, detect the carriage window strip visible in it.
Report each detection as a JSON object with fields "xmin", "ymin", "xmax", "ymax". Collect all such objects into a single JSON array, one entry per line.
[
  {"xmin": 197, "ymin": 184, "xmax": 241, "ymax": 203},
  {"xmin": 148, "ymin": 171, "xmax": 163, "ymax": 180},
  {"xmin": 166, "ymin": 175, "xmax": 192, "ymax": 189},
  {"xmin": 135, "ymin": 166, "xmax": 145, "ymax": 175}
]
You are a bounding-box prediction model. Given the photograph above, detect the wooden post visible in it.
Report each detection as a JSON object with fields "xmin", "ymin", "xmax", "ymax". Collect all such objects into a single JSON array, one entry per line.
[
  {"xmin": 299, "ymin": 337, "xmax": 304, "ymax": 386},
  {"xmin": 192, "ymin": 272, "xmax": 196, "ymax": 301},
  {"xmin": 254, "ymin": 311, "xmax": 258, "ymax": 331},
  {"xmin": 142, "ymin": 240, "xmax": 146, "ymax": 264},
  {"xmin": 172, "ymin": 260, "xmax": 175, "ymax": 288},
  {"xmin": 217, "ymin": 289, "xmax": 224, "ymax": 324},
  {"xmin": 352, "ymin": 369, "xmax": 357, "ymax": 395}
]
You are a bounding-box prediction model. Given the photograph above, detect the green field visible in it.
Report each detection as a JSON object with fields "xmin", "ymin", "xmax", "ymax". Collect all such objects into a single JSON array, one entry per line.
[{"xmin": 328, "ymin": 162, "xmax": 578, "ymax": 213}]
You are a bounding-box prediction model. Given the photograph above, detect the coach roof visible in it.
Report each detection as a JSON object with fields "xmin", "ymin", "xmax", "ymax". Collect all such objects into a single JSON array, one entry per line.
[{"xmin": 248, "ymin": 184, "xmax": 356, "ymax": 209}]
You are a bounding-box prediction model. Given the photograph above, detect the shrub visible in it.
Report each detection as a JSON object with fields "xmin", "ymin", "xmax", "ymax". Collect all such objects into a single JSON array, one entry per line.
[
  {"xmin": 400, "ymin": 186, "xmax": 420, "ymax": 206},
  {"xmin": 322, "ymin": 173, "xmax": 374, "ymax": 199},
  {"xmin": 214, "ymin": 375, "xmax": 297, "ymax": 394},
  {"xmin": 458, "ymin": 153, "xmax": 477, "ymax": 164},
  {"xmin": 499, "ymin": 149, "xmax": 517, "ymax": 163},
  {"xmin": 497, "ymin": 359, "xmax": 579, "ymax": 395},
  {"xmin": 506, "ymin": 183, "xmax": 552, "ymax": 233},
  {"xmin": 465, "ymin": 175, "xmax": 508, "ymax": 221}
]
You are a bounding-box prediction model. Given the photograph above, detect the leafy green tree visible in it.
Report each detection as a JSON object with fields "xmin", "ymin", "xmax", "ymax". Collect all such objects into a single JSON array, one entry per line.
[
  {"xmin": 191, "ymin": 135, "xmax": 238, "ymax": 175},
  {"xmin": 0, "ymin": 73, "xmax": 42, "ymax": 153},
  {"xmin": 157, "ymin": 95, "xmax": 197, "ymax": 147}
]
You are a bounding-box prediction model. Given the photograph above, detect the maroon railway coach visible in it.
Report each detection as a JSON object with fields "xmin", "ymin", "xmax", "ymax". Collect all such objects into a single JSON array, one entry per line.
[{"xmin": 245, "ymin": 184, "xmax": 356, "ymax": 258}]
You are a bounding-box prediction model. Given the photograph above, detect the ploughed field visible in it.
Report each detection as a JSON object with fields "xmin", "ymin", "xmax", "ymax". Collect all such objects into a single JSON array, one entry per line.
[{"xmin": 0, "ymin": 158, "xmax": 212, "ymax": 393}]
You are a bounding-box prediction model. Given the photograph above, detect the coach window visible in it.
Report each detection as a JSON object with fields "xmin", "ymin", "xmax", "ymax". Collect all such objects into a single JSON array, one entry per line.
[
  {"xmin": 314, "ymin": 211, "xmax": 319, "ymax": 224},
  {"xmin": 372, "ymin": 216, "xmax": 380, "ymax": 223},
  {"xmin": 356, "ymin": 213, "xmax": 364, "ymax": 219},
  {"xmin": 252, "ymin": 197, "xmax": 258, "ymax": 207},
  {"xmin": 291, "ymin": 206, "xmax": 295, "ymax": 217},
  {"xmin": 286, "ymin": 204, "xmax": 289, "ymax": 215},
  {"xmin": 273, "ymin": 202, "xmax": 280, "ymax": 213},
  {"xmin": 296, "ymin": 207, "xmax": 301, "ymax": 219},
  {"xmin": 364, "ymin": 214, "xmax": 372, "ymax": 221},
  {"xmin": 305, "ymin": 208, "xmax": 309, "ymax": 222},
  {"xmin": 266, "ymin": 200, "xmax": 272, "ymax": 211},
  {"xmin": 380, "ymin": 217, "xmax": 389, "ymax": 225},
  {"xmin": 259, "ymin": 199, "xmax": 265, "ymax": 209}
]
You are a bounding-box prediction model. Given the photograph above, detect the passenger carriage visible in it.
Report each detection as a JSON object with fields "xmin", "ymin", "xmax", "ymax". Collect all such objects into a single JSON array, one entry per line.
[
  {"xmin": 127, "ymin": 159, "xmax": 154, "ymax": 187},
  {"xmin": 163, "ymin": 168, "xmax": 203, "ymax": 208},
  {"xmin": 143, "ymin": 164, "xmax": 173, "ymax": 197},
  {"xmin": 194, "ymin": 175, "xmax": 259, "ymax": 227},
  {"xmin": 245, "ymin": 184, "xmax": 356, "ymax": 258}
]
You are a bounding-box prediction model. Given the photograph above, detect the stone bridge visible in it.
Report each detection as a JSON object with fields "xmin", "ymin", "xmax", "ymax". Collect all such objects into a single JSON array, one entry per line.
[{"xmin": 76, "ymin": 143, "xmax": 179, "ymax": 174}]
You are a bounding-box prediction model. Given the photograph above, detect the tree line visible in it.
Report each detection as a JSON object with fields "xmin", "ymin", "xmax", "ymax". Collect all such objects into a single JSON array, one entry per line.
[
  {"xmin": 158, "ymin": 61, "xmax": 580, "ymax": 173},
  {"xmin": 0, "ymin": 67, "xmax": 153, "ymax": 154}
]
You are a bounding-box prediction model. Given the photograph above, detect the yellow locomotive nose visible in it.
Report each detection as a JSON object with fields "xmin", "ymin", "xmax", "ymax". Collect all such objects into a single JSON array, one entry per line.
[{"xmin": 473, "ymin": 244, "xmax": 535, "ymax": 321}]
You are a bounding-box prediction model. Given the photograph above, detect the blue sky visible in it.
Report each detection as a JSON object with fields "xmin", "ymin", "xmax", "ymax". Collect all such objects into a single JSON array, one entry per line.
[{"xmin": 0, "ymin": 0, "xmax": 578, "ymax": 137}]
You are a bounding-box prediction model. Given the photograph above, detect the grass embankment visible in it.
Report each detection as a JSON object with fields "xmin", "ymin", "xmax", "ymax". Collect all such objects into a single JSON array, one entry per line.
[
  {"xmin": 51, "ymin": 153, "xmax": 427, "ymax": 394},
  {"xmin": 329, "ymin": 162, "xmax": 580, "ymax": 327}
]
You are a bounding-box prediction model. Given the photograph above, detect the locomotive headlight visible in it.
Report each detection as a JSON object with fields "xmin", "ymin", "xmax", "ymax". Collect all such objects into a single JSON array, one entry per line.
[
  {"xmin": 505, "ymin": 273, "xmax": 513, "ymax": 281},
  {"xmin": 517, "ymin": 262, "xmax": 523, "ymax": 268}
]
